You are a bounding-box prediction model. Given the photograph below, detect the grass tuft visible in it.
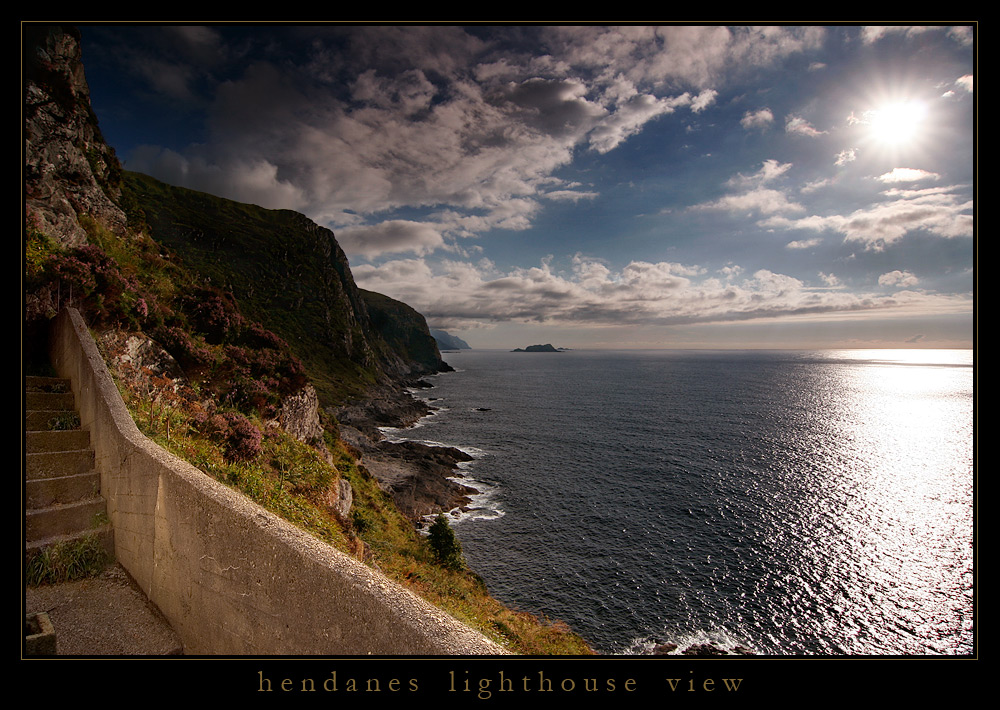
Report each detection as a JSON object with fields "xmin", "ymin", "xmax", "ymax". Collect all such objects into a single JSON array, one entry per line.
[{"xmin": 26, "ymin": 534, "xmax": 111, "ymax": 586}]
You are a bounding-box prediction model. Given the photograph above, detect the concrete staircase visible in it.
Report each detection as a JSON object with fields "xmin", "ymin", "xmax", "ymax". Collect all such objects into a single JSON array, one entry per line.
[{"xmin": 25, "ymin": 376, "xmax": 114, "ymax": 561}]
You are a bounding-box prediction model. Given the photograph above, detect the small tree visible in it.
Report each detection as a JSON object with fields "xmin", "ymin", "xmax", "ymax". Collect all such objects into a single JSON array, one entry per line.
[{"xmin": 428, "ymin": 514, "xmax": 464, "ymax": 571}]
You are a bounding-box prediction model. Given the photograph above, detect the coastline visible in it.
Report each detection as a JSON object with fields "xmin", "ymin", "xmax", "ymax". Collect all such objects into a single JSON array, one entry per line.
[{"xmin": 334, "ymin": 378, "xmax": 478, "ymax": 521}]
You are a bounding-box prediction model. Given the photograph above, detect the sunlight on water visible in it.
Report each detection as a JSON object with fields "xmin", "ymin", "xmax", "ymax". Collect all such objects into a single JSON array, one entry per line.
[
  {"xmin": 399, "ymin": 349, "xmax": 974, "ymax": 655},
  {"xmin": 810, "ymin": 351, "xmax": 974, "ymax": 654}
]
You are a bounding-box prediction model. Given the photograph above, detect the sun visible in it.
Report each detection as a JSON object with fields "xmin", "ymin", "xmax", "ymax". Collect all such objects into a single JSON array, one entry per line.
[{"xmin": 866, "ymin": 100, "xmax": 928, "ymax": 146}]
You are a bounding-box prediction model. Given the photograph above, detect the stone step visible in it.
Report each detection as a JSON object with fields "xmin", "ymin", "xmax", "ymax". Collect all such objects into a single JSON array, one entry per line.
[
  {"xmin": 26, "ymin": 429, "xmax": 91, "ymax": 453},
  {"xmin": 25, "ymin": 525, "xmax": 115, "ymax": 560},
  {"xmin": 25, "ymin": 375, "xmax": 72, "ymax": 392},
  {"xmin": 26, "ymin": 449, "xmax": 95, "ymax": 480},
  {"xmin": 25, "ymin": 498, "xmax": 108, "ymax": 542},
  {"xmin": 25, "ymin": 409, "xmax": 75, "ymax": 431},
  {"xmin": 25, "ymin": 391, "xmax": 76, "ymax": 412},
  {"xmin": 26, "ymin": 470, "xmax": 101, "ymax": 508}
]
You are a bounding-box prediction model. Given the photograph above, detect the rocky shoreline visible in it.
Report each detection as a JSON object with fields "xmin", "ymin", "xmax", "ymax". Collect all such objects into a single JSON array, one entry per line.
[{"xmin": 334, "ymin": 379, "xmax": 478, "ymax": 522}]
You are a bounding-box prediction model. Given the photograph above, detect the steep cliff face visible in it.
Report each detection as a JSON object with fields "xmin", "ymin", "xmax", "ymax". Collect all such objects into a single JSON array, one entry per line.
[
  {"xmin": 23, "ymin": 25, "xmax": 127, "ymax": 247},
  {"xmin": 361, "ymin": 289, "xmax": 451, "ymax": 375},
  {"xmin": 123, "ymin": 172, "xmax": 447, "ymax": 405}
]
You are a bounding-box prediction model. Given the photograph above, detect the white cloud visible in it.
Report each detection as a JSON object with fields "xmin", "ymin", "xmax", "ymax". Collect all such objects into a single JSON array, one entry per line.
[
  {"xmin": 801, "ymin": 178, "xmax": 831, "ymax": 194},
  {"xmin": 785, "ymin": 115, "xmax": 826, "ymax": 137},
  {"xmin": 696, "ymin": 161, "xmax": 802, "ymax": 216},
  {"xmin": 861, "ymin": 26, "xmax": 938, "ymax": 44},
  {"xmin": 352, "ymin": 253, "xmax": 960, "ymax": 330},
  {"xmin": 741, "ymin": 108, "xmax": 774, "ymax": 130},
  {"xmin": 761, "ymin": 186, "xmax": 973, "ymax": 250},
  {"xmin": 835, "ymin": 149, "xmax": 857, "ymax": 166},
  {"xmin": 726, "ymin": 158, "xmax": 792, "ymax": 185},
  {"xmin": 690, "ymin": 89, "xmax": 718, "ymax": 113},
  {"xmin": 694, "ymin": 188, "xmax": 804, "ymax": 216},
  {"xmin": 955, "ymin": 74, "xmax": 974, "ymax": 92},
  {"xmin": 543, "ymin": 190, "xmax": 600, "ymax": 202},
  {"xmin": 876, "ymin": 168, "xmax": 940, "ymax": 183},
  {"xmin": 337, "ymin": 220, "xmax": 445, "ymax": 258},
  {"xmin": 878, "ymin": 270, "xmax": 919, "ymax": 287},
  {"xmin": 119, "ymin": 26, "xmax": 833, "ymax": 258},
  {"xmin": 787, "ymin": 238, "xmax": 822, "ymax": 249}
]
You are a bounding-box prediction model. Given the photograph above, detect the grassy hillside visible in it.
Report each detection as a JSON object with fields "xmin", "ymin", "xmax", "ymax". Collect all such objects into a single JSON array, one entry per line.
[{"xmin": 121, "ymin": 171, "xmax": 420, "ymax": 406}]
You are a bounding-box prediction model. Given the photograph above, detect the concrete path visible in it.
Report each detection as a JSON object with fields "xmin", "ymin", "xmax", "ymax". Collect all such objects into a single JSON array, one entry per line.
[{"xmin": 25, "ymin": 563, "xmax": 183, "ymax": 656}]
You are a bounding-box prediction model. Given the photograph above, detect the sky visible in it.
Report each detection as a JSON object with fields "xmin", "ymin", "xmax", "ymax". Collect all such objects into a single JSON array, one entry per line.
[{"xmin": 77, "ymin": 24, "xmax": 975, "ymax": 349}]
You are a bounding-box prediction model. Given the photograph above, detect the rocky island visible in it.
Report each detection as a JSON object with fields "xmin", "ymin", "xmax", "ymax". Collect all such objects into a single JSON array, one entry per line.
[{"xmin": 511, "ymin": 343, "xmax": 562, "ymax": 352}]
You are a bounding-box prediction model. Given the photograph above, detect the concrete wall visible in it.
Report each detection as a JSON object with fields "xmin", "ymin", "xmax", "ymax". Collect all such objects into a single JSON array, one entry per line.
[{"xmin": 49, "ymin": 308, "xmax": 507, "ymax": 655}]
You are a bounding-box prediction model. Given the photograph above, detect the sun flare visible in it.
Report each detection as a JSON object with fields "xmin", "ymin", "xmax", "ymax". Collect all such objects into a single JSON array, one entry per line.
[{"xmin": 865, "ymin": 100, "xmax": 928, "ymax": 146}]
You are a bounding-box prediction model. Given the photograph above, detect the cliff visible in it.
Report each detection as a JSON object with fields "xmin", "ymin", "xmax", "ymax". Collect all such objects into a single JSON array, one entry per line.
[
  {"xmin": 122, "ymin": 171, "xmax": 448, "ymax": 406},
  {"xmin": 22, "ymin": 24, "xmax": 595, "ymax": 655},
  {"xmin": 23, "ymin": 25, "xmax": 127, "ymax": 248},
  {"xmin": 24, "ymin": 22, "xmax": 470, "ymax": 527},
  {"xmin": 430, "ymin": 328, "xmax": 471, "ymax": 350}
]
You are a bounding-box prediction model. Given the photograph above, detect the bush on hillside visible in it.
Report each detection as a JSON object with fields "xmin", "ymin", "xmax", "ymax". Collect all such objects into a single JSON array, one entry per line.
[{"xmin": 428, "ymin": 514, "xmax": 464, "ymax": 571}]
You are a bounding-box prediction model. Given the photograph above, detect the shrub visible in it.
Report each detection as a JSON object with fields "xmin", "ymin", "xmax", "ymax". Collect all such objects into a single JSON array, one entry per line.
[
  {"xmin": 221, "ymin": 412, "xmax": 263, "ymax": 462},
  {"xmin": 428, "ymin": 514, "xmax": 464, "ymax": 571}
]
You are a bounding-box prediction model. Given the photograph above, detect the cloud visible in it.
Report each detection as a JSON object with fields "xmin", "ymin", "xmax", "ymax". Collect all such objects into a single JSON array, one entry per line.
[
  {"xmin": 761, "ymin": 186, "xmax": 973, "ymax": 250},
  {"xmin": 337, "ymin": 220, "xmax": 445, "ymax": 258},
  {"xmin": 835, "ymin": 149, "xmax": 857, "ymax": 166},
  {"xmin": 879, "ymin": 270, "xmax": 919, "ymax": 287},
  {"xmin": 787, "ymin": 238, "xmax": 822, "ymax": 249},
  {"xmin": 876, "ymin": 168, "xmax": 940, "ymax": 183},
  {"xmin": 695, "ymin": 160, "xmax": 802, "ymax": 216},
  {"xmin": 693, "ymin": 188, "xmax": 804, "ymax": 216},
  {"xmin": 129, "ymin": 145, "xmax": 309, "ymax": 211},
  {"xmin": 690, "ymin": 89, "xmax": 719, "ymax": 113},
  {"xmin": 741, "ymin": 108, "xmax": 774, "ymax": 130},
  {"xmin": 542, "ymin": 190, "xmax": 600, "ymax": 202},
  {"xmin": 860, "ymin": 26, "xmax": 939, "ymax": 44},
  {"xmin": 113, "ymin": 26, "xmax": 832, "ymax": 258},
  {"xmin": 734, "ymin": 159, "xmax": 792, "ymax": 185},
  {"xmin": 955, "ymin": 74, "xmax": 974, "ymax": 92},
  {"xmin": 947, "ymin": 27, "xmax": 974, "ymax": 46},
  {"xmin": 861, "ymin": 25, "xmax": 973, "ymax": 47},
  {"xmin": 801, "ymin": 178, "xmax": 831, "ymax": 194},
  {"xmin": 352, "ymin": 254, "xmax": 964, "ymax": 330},
  {"xmin": 785, "ymin": 115, "xmax": 826, "ymax": 137}
]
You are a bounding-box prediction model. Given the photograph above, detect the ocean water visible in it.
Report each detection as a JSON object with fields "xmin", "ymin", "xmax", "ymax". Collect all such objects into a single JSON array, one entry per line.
[{"xmin": 381, "ymin": 349, "xmax": 974, "ymax": 656}]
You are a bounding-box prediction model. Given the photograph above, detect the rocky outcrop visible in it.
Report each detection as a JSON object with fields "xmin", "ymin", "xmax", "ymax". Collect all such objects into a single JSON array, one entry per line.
[
  {"xmin": 334, "ymin": 385, "xmax": 476, "ymax": 521},
  {"xmin": 97, "ymin": 330, "xmax": 187, "ymax": 394},
  {"xmin": 24, "ymin": 25, "xmax": 127, "ymax": 247},
  {"xmin": 280, "ymin": 385, "xmax": 325, "ymax": 446}
]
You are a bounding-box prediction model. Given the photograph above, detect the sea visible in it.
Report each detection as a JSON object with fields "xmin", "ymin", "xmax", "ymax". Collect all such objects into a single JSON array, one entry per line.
[{"xmin": 380, "ymin": 348, "xmax": 975, "ymax": 656}]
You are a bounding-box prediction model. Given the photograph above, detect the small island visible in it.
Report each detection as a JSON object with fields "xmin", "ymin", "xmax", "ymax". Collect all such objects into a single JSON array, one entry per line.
[{"xmin": 511, "ymin": 343, "xmax": 562, "ymax": 352}]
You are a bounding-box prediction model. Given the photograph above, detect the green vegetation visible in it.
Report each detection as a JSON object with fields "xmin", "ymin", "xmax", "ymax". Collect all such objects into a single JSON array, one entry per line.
[
  {"xmin": 121, "ymin": 172, "xmax": 389, "ymax": 406},
  {"xmin": 25, "ymin": 534, "xmax": 111, "ymax": 586},
  {"xmin": 115, "ymin": 381, "xmax": 592, "ymax": 654},
  {"xmin": 428, "ymin": 514, "xmax": 465, "ymax": 571},
  {"xmin": 25, "ymin": 195, "xmax": 592, "ymax": 655},
  {"xmin": 47, "ymin": 412, "xmax": 80, "ymax": 431}
]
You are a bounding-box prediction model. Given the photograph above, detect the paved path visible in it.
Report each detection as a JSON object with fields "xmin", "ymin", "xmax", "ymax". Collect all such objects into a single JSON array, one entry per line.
[{"xmin": 25, "ymin": 563, "xmax": 183, "ymax": 656}]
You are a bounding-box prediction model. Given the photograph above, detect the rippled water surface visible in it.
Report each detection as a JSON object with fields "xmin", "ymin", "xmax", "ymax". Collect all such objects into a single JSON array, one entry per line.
[{"xmin": 383, "ymin": 349, "xmax": 974, "ymax": 655}]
